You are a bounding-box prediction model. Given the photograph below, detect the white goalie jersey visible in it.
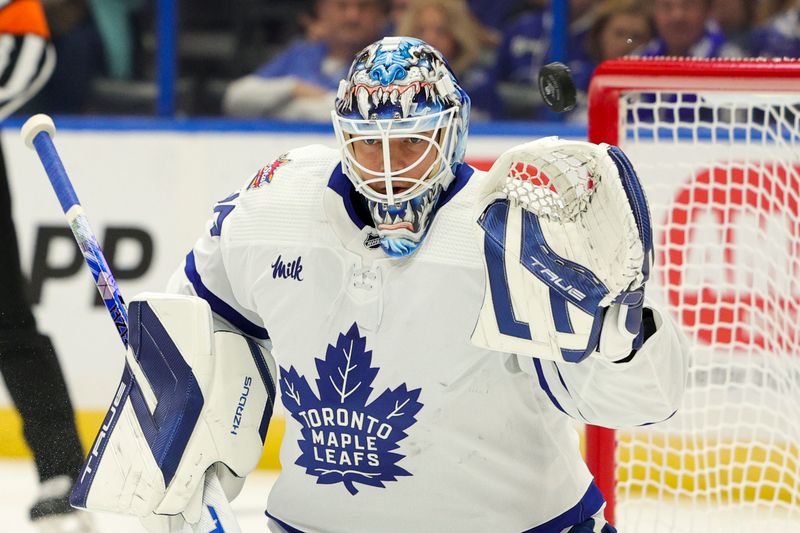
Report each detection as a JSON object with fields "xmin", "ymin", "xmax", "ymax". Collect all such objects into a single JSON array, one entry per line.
[{"xmin": 168, "ymin": 144, "xmax": 689, "ymax": 532}]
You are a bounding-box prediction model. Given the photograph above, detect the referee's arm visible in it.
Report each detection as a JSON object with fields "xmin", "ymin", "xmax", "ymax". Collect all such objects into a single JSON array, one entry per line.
[{"xmin": 0, "ymin": 0, "xmax": 54, "ymax": 119}]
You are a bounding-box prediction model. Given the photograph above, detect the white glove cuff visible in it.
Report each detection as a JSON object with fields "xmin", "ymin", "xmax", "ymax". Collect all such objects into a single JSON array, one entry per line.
[{"xmin": 596, "ymin": 304, "xmax": 639, "ymax": 362}]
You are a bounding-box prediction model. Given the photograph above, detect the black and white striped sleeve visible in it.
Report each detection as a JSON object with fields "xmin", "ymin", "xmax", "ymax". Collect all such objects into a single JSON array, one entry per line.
[{"xmin": 0, "ymin": 32, "xmax": 54, "ymax": 119}]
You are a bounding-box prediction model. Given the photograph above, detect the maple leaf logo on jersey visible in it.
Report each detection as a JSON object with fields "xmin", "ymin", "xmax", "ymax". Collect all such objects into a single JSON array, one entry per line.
[
  {"xmin": 247, "ymin": 153, "xmax": 290, "ymax": 190},
  {"xmin": 280, "ymin": 323, "xmax": 423, "ymax": 495}
]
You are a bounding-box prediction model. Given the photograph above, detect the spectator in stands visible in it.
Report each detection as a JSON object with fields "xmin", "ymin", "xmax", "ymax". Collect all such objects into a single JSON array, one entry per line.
[
  {"xmin": 566, "ymin": 0, "xmax": 653, "ymax": 121},
  {"xmin": 223, "ymin": 0, "xmax": 387, "ymax": 120},
  {"xmin": 640, "ymin": 0, "xmax": 743, "ymax": 58},
  {"xmin": 396, "ymin": 0, "xmax": 500, "ymax": 119},
  {"xmin": 493, "ymin": 0, "xmax": 599, "ymax": 120},
  {"xmin": 89, "ymin": 0, "xmax": 146, "ymax": 81},
  {"xmin": 636, "ymin": 0, "xmax": 749, "ymax": 125},
  {"xmin": 587, "ymin": 0, "xmax": 653, "ymax": 64},
  {"xmin": 751, "ymin": 0, "xmax": 799, "ymax": 57},
  {"xmin": 382, "ymin": 0, "xmax": 409, "ymax": 34},
  {"xmin": 39, "ymin": 0, "xmax": 105, "ymax": 113},
  {"xmin": 467, "ymin": 0, "xmax": 524, "ymax": 30},
  {"xmin": 709, "ymin": 0, "xmax": 758, "ymax": 54},
  {"xmin": 757, "ymin": 0, "xmax": 797, "ymax": 22}
]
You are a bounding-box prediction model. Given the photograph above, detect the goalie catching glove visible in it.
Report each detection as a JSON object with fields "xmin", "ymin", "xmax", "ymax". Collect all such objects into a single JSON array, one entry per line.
[
  {"xmin": 70, "ymin": 294, "xmax": 276, "ymax": 529},
  {"xmin": 471, "ymin": 137, "xmax": 653, "ymax": 363}
]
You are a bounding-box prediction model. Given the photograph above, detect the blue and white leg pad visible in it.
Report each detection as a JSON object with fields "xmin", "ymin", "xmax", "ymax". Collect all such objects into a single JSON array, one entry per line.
[{"xmin": 70, "ymin": 293, "xmax": 276, "ymax": 522}]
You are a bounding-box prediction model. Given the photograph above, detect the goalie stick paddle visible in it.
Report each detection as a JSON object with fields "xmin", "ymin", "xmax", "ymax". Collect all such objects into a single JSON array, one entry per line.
[{"xmin": 21, "ymin": 114, "xmax": 241, "ymax": 533}]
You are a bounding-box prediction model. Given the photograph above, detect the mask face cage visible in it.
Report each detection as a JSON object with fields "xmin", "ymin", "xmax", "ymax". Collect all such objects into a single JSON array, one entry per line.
[{"xmin": 332, "ymin": 107, "xmax": 460, "ymax": 207}]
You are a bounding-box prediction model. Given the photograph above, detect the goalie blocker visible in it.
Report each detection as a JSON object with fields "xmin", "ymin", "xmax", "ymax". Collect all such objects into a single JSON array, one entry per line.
[
  {"xmin": 70, "ymin": 294, "xmax": 276, "ymax": 527},
  {"xmin": 471, "ymin": 137, "xmax": 654, "ymax": 363}
]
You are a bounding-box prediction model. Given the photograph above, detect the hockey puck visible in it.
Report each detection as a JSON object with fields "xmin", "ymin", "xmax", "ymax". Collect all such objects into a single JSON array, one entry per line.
[{"xmin": 538, "ymin": 62, "xmax": 577, "ymax": 113}]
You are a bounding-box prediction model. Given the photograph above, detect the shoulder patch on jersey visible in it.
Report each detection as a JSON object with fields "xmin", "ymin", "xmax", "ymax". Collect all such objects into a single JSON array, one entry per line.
[
  {"xmin": 279, "ymin": 323, "xmax": 423, "ymax": 495},
  {"xmin": 247, "ymin": 153, "xmax": 291, "ymax": 190}
]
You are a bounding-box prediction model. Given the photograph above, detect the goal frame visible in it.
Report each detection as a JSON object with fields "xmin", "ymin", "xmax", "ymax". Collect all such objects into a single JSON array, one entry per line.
[{"xmin": 585, "ymin": 56, "xmax": 800, "ymax": 524}]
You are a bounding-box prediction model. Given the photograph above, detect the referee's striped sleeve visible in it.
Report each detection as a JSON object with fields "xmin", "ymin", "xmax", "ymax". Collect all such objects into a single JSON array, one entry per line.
[{"xmin": 0, "ymin": 32, "xmax": 53, "ymax": 119}]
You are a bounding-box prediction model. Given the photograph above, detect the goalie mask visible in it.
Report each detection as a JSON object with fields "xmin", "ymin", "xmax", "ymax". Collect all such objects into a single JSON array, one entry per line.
[{"xmin": 332, "ymin": 36, "xmax": 470, "ymax": 257}]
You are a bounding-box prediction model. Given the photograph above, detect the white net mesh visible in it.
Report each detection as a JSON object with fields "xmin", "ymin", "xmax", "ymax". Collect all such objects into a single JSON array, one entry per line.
[
  {"xmin": 613, "ymin": 87, "xmax": 800, "ymax": 532},
  {"xmin": 501, "ymin": 147, "xmax": 598, "ymax": 222}
]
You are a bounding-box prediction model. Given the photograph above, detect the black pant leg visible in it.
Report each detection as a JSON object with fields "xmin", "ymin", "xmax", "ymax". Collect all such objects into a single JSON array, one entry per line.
[
  {"xmin": 0, "ymin": 137, "xmax": 36, "ymax": 331},
  {"xmin": 0, "ymin": 143, "xmax": 84, "ymax": 481}
]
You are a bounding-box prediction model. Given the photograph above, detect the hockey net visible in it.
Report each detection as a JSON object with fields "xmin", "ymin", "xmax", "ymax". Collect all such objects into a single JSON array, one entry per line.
[{"xmin": 586, "ymin": 57, "xmax": 800, "ymax": 532}]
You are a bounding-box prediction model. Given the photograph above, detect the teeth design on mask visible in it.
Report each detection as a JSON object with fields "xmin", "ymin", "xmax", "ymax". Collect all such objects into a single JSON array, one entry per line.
[
  {"xmin": 371, "ymin": 202, "xmax": 383, "ymax": 223},
  {"xmin": 357, "ymin": 87, "xmax": 371, "ymax": 119},
  {"xmin": 418, "ymin": 186, "xmax": 441, "ymax": 231},
  {"xmin": 347, "ymin": 81, "xmax": 435, "ymax": 119},
  {"xmin": 367, "ymin": 183, "xmax": 443, "ymax": 239},
  {"xmin": 400, "ymin": 88, "xmax": 415, "ymax": 118}
]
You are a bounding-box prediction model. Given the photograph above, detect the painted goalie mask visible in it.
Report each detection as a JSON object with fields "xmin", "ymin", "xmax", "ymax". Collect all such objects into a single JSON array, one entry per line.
[{"xmin": 332, "ymin": 36, "xmax": 471, "ymax": 257}]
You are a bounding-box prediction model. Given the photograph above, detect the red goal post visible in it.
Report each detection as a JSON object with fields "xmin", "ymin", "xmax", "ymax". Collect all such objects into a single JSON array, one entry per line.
[{"xmin": 586, "ymin": 57, "xmax": 800, "ymax": 530}]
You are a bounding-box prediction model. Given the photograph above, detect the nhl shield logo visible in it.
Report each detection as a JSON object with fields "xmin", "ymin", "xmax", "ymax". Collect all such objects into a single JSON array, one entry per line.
[
  {"xmin": 363, "ymin": 232, "xmax": 381, "ymax": 249},
  {"xmin": 280, "ymin": 323, "xmax": 423, "ymax": 495}
]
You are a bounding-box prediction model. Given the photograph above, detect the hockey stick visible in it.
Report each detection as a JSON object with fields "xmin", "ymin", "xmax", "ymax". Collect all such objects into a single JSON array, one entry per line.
[{"xmin": 21, "ymin": 114, "xmax": 241, "ymax": 533}]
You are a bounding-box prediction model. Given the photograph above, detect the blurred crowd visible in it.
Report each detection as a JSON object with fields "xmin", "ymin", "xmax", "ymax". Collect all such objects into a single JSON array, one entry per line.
[{"xmin": 28, "ymin": 0, "xmax": 800, "ymax": 121}]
